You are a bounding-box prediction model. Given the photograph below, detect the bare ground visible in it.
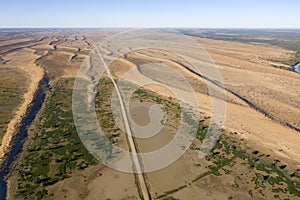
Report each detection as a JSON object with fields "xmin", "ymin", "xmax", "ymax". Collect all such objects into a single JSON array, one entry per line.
[{"xmin": 1, "ymin": 30, "xmax": 299, "ymax": 199}]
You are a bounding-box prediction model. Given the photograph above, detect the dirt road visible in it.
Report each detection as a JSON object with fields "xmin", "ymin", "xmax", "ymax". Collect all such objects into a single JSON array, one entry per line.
[{"xmin": 92, "ymin": 43, "xmax": 151, "ymax": 200}]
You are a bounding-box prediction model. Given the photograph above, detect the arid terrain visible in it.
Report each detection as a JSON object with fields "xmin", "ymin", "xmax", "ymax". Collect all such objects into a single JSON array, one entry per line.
[{"xmin": 0, "ymin": 29, "xmax": 299, "ymax": 200}]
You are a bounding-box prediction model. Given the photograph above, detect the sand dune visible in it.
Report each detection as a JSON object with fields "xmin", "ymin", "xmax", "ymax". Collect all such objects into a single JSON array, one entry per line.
[
  {"xmin": 107, "ymin": 43, "xmax": 300, "ymax": 168},
  {"xmin": 0, "ymin": 49, "xmax": 44, "ymax": 162}
]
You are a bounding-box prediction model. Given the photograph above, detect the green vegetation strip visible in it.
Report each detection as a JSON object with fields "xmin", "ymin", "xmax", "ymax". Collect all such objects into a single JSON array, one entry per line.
[
  {"xmin": 14, "ymin": 77, "xmax": 181, "ymax": 199},
  {"xmin": 15, "ymin": 78, "xmax": 97, "ymax": 199}
]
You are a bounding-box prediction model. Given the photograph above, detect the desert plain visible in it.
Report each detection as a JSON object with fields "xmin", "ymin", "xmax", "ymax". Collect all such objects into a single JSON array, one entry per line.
[{"xmin": 0, "ymin": 29, "xmax": 299, "ymax": 200}]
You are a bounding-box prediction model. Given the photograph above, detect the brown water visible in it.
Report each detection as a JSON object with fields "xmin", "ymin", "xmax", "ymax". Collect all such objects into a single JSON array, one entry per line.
[
  {"xmin": 130, "ymin": 102, "xmax": 173, "ymax": 153},
  {"xmin": 129, "ymin": 101, "xmax": 194, "ymax": 197}
]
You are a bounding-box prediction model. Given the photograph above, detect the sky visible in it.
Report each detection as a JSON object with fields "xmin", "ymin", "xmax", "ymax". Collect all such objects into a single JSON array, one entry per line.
[{"xmin": 0, "ymin": 0, "xmax": 299, "ymax": 28}]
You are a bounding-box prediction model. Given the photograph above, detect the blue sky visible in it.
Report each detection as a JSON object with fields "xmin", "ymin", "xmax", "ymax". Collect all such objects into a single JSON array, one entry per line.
[{"xmin": 1, "ymin": 0, "xmax": 299, "ymax": 28}]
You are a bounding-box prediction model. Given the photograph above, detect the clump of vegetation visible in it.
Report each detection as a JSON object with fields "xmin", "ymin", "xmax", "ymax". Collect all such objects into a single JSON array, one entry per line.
[
  {"xmin": 14, "ymin": 77, "xmax": 183, "ymax": 199},
  {"xmin": 199, "ymin": 132, "xmax": 300, "ymax": 199},
  {"xmin": 15, "ymin": 78, "xmax": 97, "ymax": 199},
  {"xmin": 14, "ymin": 77, "xmax": 300, "ymax": 200},
  {"xmin": 162, "ymin": 127, "xmax": 300, "ymax": 199}
]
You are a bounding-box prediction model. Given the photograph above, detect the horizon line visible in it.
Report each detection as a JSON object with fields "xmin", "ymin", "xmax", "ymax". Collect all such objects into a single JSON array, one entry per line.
[{"xmin": 1, "ymin": 26, "xmax": 300, "ymax": 30}]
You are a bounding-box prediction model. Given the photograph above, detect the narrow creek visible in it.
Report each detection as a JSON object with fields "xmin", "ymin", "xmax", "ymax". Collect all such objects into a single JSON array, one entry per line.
[
  {"xmin": 294, "ymin": 62, "xmax": 300, "ymax": 73},
  {"xmin": 0, "ymin": 75, "xmax": 50, "ymax": 200}
]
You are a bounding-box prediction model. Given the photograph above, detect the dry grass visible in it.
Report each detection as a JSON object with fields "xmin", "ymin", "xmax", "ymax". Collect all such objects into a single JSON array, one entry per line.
[{"xmin": 0, "ymin": 67, "xmax": 29, "ymax": 143}]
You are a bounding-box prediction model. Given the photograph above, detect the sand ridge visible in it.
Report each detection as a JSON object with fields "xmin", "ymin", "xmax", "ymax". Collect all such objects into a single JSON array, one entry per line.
[
  {"xmin": 107, "ymin": 43, "xmax": 300, "ymax": 168},
  {"xmin": 0, "ymin": 48, "xmax": 44, "ymax": 162}
]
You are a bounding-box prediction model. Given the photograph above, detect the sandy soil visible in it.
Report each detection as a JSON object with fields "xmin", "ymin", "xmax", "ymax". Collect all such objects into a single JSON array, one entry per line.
[
  {"xmin": 195, "ymin": 38, "xmax": 300, "ymax": 127},
  {"xmin": 2, "ymin": 30, "xmax": 299, "ymax": 199},
  {"xmin": 107, "ymin": 41, "xmax": 300, "ymax": 168},
  {"xmin": 0, "ymin": 48, "xmax": 44, "ymax": 162},
  {"xmin": 56, "ymin": 33, "xmax": 300, "ymax": 199},
  {"xmin": 45, "ymin": 164, "xmax": 139, "ymax": 200}
]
